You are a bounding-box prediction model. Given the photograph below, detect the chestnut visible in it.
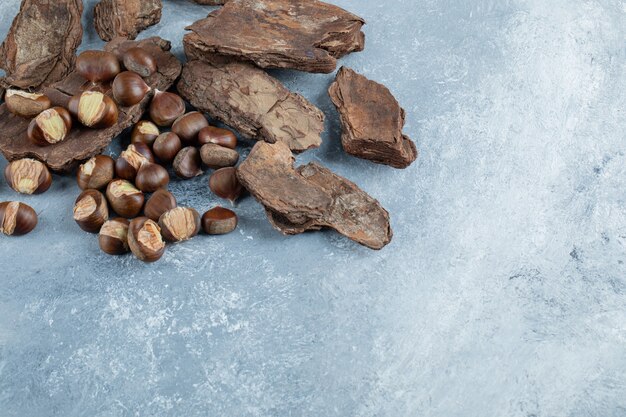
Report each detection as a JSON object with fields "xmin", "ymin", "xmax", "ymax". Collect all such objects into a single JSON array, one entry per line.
[
  {"xmin": 158, "ymin": 207, "xmax": 201, "ymax": 242},
  {"xmin": 173, "ymin": 147, "xmax": 202, "ymax": 179},
  {"xmin": 200, "ymin": 143, "xmax": 239, "ymax": 169},
  {"xmin": 106, "ymin": 179, "xmax": 145, "ymax": 218},
  {"xmin": 69, "ymin": 91, "xmax": 118, "ymax": 128},
  {"xmin": 171, "ymin": 111, "xmax": 208, "ymax": 144},
  {"xmin": 202, "ymin": 206, "xmax": 238, "ymax": 235},
  {"xmin": 5, "ymin": 158, "xmax": 52, "ymax": 195},
  {"xmin": 144, "ymin": 189, "xmax": 177, "ymax": 222},
  {"xmin": 27, "ymin": 107, "xmax": 72, "ymax": 146},
  {"xmin": 76, "ymin": 50, "xmax": 121, "ymax": 84},
  {"xmin": 99, "ymin": 218, "xmax": 130, "ymax": 255},
  {"xmin": 123, "ymin": 47, "xmax": 157, "ymax": 78},
  {"xmin": 0, "ymin": 201, "xmax": 37, "ymax": 236},
  {"xmin": 135, "ymin": 162, "xmax": 169, "ymax": 193},
  {"xmin": 131, "ymin": 120, "xmax": 159, "ymax": 146},
  {"xmin": 77, "ymin": 155, "xmax": 115, "ymax": 190},
  {"xmin": 5, "ymin": 90, "xmax": 51, "ymax": 118},
  {"xmin": 149, "ymin": 90, "xmax": 185, "ymax": 127},
  {"xmin": 115, "ymin": 143, "xmax": 154, "ymax": 181},
  {"xmin": 73, "ymin": 189, "xmax": 109, "ymax": 233},
  {"xmin": 127, "ymin": 217, "xmax": 165, "ymax": 262},
  {"xmin": 209, "ymin": 167, "xmax": 242, "ymax": 204},
  {"xmin": 152, "ymin": 132, "xmax": 182, "ymax": 163},
  {"xmin": 112, "ymin": 71, "xmax": 150, "ymax": 106},
  {"xmin": 198, "ymin": 126, "xmax": 237, "ymax": 149}
]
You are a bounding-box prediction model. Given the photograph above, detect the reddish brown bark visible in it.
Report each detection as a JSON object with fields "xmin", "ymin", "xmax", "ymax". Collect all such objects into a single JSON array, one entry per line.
[{"xmin": 94, "ymin": 0, "xmax": 162, "ymax": 42}]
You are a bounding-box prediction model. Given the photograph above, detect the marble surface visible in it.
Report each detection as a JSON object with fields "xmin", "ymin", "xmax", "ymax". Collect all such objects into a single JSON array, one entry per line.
[{"xmin": 1, "ymin": 0, "xmax": 625, "ymax": 415}]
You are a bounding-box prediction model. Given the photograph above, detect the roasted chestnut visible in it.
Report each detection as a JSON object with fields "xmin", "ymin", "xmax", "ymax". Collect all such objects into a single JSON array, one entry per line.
[
  {"xmin": 73, "ymin": 189, "xmax": 109, "ymax": 233},
  {"xmin": 127, "ymin": 217, "xmax": 165, "ymax": 262},
  {"xmin": 77, "ymin": 155, "xmax": 115, "ymax": 190},
  {"xmin": 123, "ymin": 47, "xmax": 157, "ymax": 78},
  {"xmin": 99, "ymin": 218, "xmax": 130, "ymax": 255},
  {"xmin": 112, "ymin": 71, "xmax": 150, "ymax": 106},
  {"xmin": 5, "ymin": 158, "xmax": 52, "ymax": 195},
  {"xmin": 135, "ymin": 162, "xmax": 169, "ymax": 193},
  {"xmin": 197, "ymin": 126, "xmax": 237, "ymax": 149},
  {"xmin": 149, "ymin": 90, "xmax": 185, "ymax": 127},
  {"xmin": 27, "ymin": 107, "xmax": 72, "ymax": 146},
  {"xmin": 115, "ymin": 143, "xmax": 154, "ymax": 181},
  {"xmin": 131, "ymin": 120, "xmax": 159, "ymax": 146},
  {"xmin": 152, "ymin": 132, "xmax": 182, "ymax": 163},
  {"xmin": 76, "ymin": 50, "xmax": 121, "ymax": 84},
  {"xmin": 201, "ymin": 206, "xmax": 238, "ymax": 235},
  {"xmin": 106, "ymin": 179, "xmax": 145, "ymax": 218},
  {"xmin": 158, "ymin": 207, "xmax": 201, "ymax": 242},
  {"xmin": 5, "ymin": 90, "xmax": 51, "ymax": 118},
  {"xmin": 0, "ymin": 201, "xmax": 38, "ymax": 236},
  {"xmin": 69, "ymin": 91, "xmax": 118, "ymax": 128},
  {"xmin": 171, "ymin": 111, "xmax": 208, "ymax": 144},
  {"xmin": 144, "ymin": 189, "xmax": 177, "ymax": 222}
]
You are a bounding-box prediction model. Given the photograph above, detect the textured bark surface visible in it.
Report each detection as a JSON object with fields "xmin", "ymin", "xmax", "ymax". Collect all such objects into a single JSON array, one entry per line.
[
  {"xmin": 0, "ymin": 37, "xmax": 182, "ymax": 173},
  {"xmin": 237, "ymin": 141, "xmax": 392, "ymax": 250},
  {"xmin": 94, "ymin": 0, "xmax": 162, "ymax": 42},
  {"xmin": 329, "ymin": 67, "xmax": 418, "ymax": 169},
  {"xmin": 178, "ymin": 60, "xmax": 324, "ymax": 152},
  {"xmin": 0, "ymin": 0, "xmax": 83, "ymax": 89},
  {"xmin": 184, "ymin": 0, "xmax": 365, "ymax": 73}
]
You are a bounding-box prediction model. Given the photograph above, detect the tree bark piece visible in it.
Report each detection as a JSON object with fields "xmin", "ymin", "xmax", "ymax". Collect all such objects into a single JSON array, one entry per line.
[
  {"xmin": 237, "ymin": 141, "xmax": 392, "ymax": 250},
  {"xmin": 0, "ymin": 0, "xmax": 83, "ymax": 90},
  {"xmin": 184, "ymin": 0, "xmax": 365, "ymax": 73},
  {"xmin": 94, "ymin": 0, "xmax": 162, "ymax": 42},
  {"xmin": 0, "ymin": 37, "xmax": 182, "ymax": 173},
  {"xmin": 329, "ymin": 67, "xmax": 418, "ymax": 169},
  {"xmin": 178, "ymin": 60, "xmax": 324, "ymax": 152}
]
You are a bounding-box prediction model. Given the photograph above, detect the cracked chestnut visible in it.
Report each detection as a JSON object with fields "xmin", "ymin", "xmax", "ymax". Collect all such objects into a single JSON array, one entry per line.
[
  {"xmin": 131, "ymin": 120, "xmax": 159, "ymax": 146},
  {"xmin": 4, "ymin": 158, "xmax": 52, "ymax": 195},
  {"xmin": 158, "ymin": 207, "xmax": 201, "ymax": 242},
  {"xmin": 5, "ymin": 90, "xmax": 51, "ymax": 118},
  {"xmin": 69, "ymin": 91, "xmax": 119, "ymax": 128},
  {"xmin": 27, "ymin": 107, "xmax": 72, "ymax": 146},
  {"xmin": 128, "ymin": 217, "xmax": 165, "ymax": 262},
  {"xmin": 106, "ymin": 179, "xmax": 145, "ymax": 218},
  {"xmin": 73, "ymin": 189, "xmax": 109, "ymax": 233},
  {"xmin": 77, "ymin": 155, "xmax": 115, "ymax": 190},
  {"xmin": 99, "ymin": 218, "xmax": 130, "ymax": 255},
  {"xmin": 0, "ymin": 201, "xmax": 37, "ymax": 236},
  {"xmin": 115, "ymin": 143, "xmax": 154, "ymax": 181}
]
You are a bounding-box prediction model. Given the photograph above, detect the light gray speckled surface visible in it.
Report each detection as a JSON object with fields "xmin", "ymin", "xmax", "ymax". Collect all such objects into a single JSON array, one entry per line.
[{"xmin": 1, "ymin": 0, "xmax": 625, "ymax": 416}]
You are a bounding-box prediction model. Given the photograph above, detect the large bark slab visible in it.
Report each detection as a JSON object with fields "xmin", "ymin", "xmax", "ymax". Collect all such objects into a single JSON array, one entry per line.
[
  {"xmin": 94, "ymin": 0, "xmax": 162, "ymax": 42},
  {"xmin": 0, "ymin": 37, "xmax": 182, "ymax": 173},
  {"xmin": 237, "ymin": 141, "xmax": 392, "ymax": 250},
  {"xmin": 178, "ymin": 60, "xmax": 324, "ymax": 152},
  {"xmin": 329, "ymin": 67, "xmax": 418, "ymax": 169},
  {"xmin": 184, "ymin": 0, "xmax": 365, "ymax": 73},
  {"xmin": 0, "ymin": 0, "xmax": 83, "ymax": 90}
]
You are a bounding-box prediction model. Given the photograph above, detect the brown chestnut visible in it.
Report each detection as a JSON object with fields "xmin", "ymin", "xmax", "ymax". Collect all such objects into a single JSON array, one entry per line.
[
  {"xmin": 144, "ymin": 189, "xmax": 177, "ymax": 222},
  {"xmin": 76, "ymin": 50, "xmax": 121, "ymax": 84},
  {"xmin": 209, "ymin": 167, "xmax": 242, "ymax": 204},
  {"xmin": 173, "ymin": 147, "xmax": 203, "ymax": 179},
  {"xmin": 149, "ymin": 90, "xmax": 185, "ymax": 127},
  {"xmin": 200, "ymin": 143, "xmax": 239, "ymax": 169},
  {"xmin": 77, "ymin": 155, "xmax": 115, "ymax": 190},
  {"xmin": 123, "ymin": 47, "xmax": 157, "ymax": 78},
  {"xmin": 0, "ymin": 201, "xmax": 37, "ymax": 236},
  {"xmin": 171, "ymin": 112, "xmax": 208, "ymax": 144},
  {"xmin": 106, "ymin": 179, "xmax": 145, "ymax": 218},
  {"xmin": 115, "ymin": 143, "xmax": 154, "ymax": 181},
  {"xmin": 131, "ymin": 120, "xmax": 159, "ymax": 146},
  {"xmin": 99, "ymin": 218, "xmax": 130, "ymax": 255},
  {"xmin": 27, "ymin": 107, "xmax": 72, "ymax": 146},
  {"xmin": 69, "ymin": 91, "xmax": 119, "ymax": 128},
  {"xmin": 5, "ymin": 90, "xmax": 51, "ymax": 118},
  {"xmin": 112, "ymin": 71, "xmax": 150, "ymax": 106},
  {"xmin": 135, "ymin": 162, "xmax": 169, "ymax": 193},
  {"xmin": 198, "ymin": 126, "xmax": 238, "ymax": 149},
  {"xmin": 73, "ymin": 189, "xmax": 109, "ymax": 233},
  {"xmin": 158, "ymin": 207, "xmax": 201, "ymax": 242},
  {"xmin": 202, "ymin": 206, "xmax": 238, "ymax": 235},
  {"xmin": 128, "ymin": 217, "xmax": 165, "ymax": 262},
  {"xmin": 4, "ymin": 158, "xmax": 52, "ymax": 195},
  {"xmin": 152, "ymin": 132, "xmax": 182, "ymax": 163}
]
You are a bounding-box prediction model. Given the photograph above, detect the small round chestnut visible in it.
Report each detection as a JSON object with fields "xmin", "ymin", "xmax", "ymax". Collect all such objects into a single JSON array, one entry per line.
[
  {"xmin": 198, "ymin": 126, "xmax": 237, "ymax": 149},
  {"xmin": 158, "ymin": 207, "xmax": 201, "ymax": 242},
  {"xmin": 135, "ymin": 162, "xmax": 169, "ymax": 193},
  {"xmin": 77, "ymin": 155, "xmax": 115, "ymax": 190},
  {"xmin": 27, "ymin": 107, "xmax": 72, "ymax": 146},
  {"xmin": 209, "ymin": 167, "xmax": 243, "ymax": 204},
  {"xmin": 171, "ymin": 112, "xmax": 208, "ymax": 144},
  {"xmin": 99, "ymin": 218, "xmax": 130, "ymax": 255},
  {"xmin": 149, "ymin": 90, "xmax": 185, "ymax": 127},
  {"xmin": 69, "ymin": 91, "xmax": 118, "ymax": 128},
  {"xmin": 152, "ymin": 132, "xmax": 182, "ymax": 163},
  {"xmin": 115, "ymin": 143, "xmax": 154, "ymax": 181},
  {"xmin": 202, "ymin": 206, "xmax": 238, "ymax": 235},
  {"xmin": 173, "ymin": 147, "xmax": 203, "ymax": 179},
  {"xmin": 123, "ymin": 47, "xmax": 157, "ymax": 78},
  {"xmin": 131, "ymin": 120, "xmax": 159, "ymax": 146},
  {"xmin": 5, "ymin": 158, "xmax": 52, "ymax": 195},
  {"xmin": 200, "ymin": 143, "xmax": 239, "ymax": 169},
  {"xmin": 73, "ymin": 189, "xmax": 109, "ymax": 233},
  {"xmin": 127, "ymin": 217, "xmax": 166, "ymax": 262},
  {"xmin": 76, "ymin": 50, "xmax": 121, "ymax": 84},
  {"xmin": 112, "ymin": 71, "xmax": 150, "ymax": 106},
  {"xmin": 0, "ymin": 201, "xmax": 38, "ymax": 236},
  {"xmin": 5, "ymin": 90, "xmax": 51, "ymax": 118},
  {"xmin": 144, "ymin": 189, "xmax": 177, "ymax": 222},
  {"xmin": 106, "ymin": 179, "xmax": 145, "ymax": 218}
]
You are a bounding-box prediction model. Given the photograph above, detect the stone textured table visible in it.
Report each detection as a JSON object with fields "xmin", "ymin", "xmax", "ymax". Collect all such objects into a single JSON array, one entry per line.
[{"xmin": 0, "ymin": 0, "xmax": 625, "ymax": 415}]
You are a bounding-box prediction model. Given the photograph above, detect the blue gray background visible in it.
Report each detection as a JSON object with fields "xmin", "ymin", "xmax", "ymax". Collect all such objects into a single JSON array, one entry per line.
[{"xmin": 1, "ymin": 0, "xmax": 625, "ymax": 415}]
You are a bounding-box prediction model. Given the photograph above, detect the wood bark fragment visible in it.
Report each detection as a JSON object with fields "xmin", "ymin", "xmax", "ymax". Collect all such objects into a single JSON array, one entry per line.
[
  {"xmin": 237, "ymin": 141, "xmax": 392, "ymax": 250},
  {"xmin": 184, "ymin": 0, "xmax": 365, "ymax": 73},
  {"xmin": 0, "ymin": 0, "xmax": 83, "ymax": 89},
  {"xmin": 178, "ymin": 60, "xmax": 324, "ymax": 152},
  {"xmin": 94, "ymin": 0, "xmax": 162, "ymax": 42},
  {"xmin": 0, "ymin": 37, "xmax": 182, "ymax": 173},
  {"xmin": 329, "ymin": 67, "xmax": 418, "ymax": 169}
]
